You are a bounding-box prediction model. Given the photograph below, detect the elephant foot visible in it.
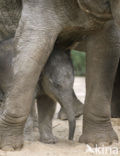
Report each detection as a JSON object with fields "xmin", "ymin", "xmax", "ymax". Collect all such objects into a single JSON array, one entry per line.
[
  {"xmin": 79, "ymin": 119, "xmax": 118, "ymax": 146},
  {"xmin": 24, "ymin": 126, "xmax": 40, "ymax": 141},
  {"xmin": 58, "ymin": 104, "xmax": 83, "ymax": 120},
  {"xmin": 0, "ymin": 116, "xmax": 24, "ymax": 151},
  {"xmin": 24, "ymin": 116, "xmax": 39, "ymax": 141},
  {"xmin": 40, "ymin": 135, "xmax": 57, "ymax": 144}
]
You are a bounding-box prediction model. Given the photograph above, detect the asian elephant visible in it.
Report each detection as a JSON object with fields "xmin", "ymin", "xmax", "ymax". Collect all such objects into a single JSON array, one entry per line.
[{"xmin": 0, "ymin": 0, "xmax": 120, "ymax": 151}]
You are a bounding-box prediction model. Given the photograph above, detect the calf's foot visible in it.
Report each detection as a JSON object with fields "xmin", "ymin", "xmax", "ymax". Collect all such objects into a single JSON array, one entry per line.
[
  {"xmin": 40, "ymin": 132, "xmax": 57, "ymax": 144},
  {"xmin": 24, "ymin": 115, "xmax": 39, "ymax": 141},
  {"xmin": 37, "ymin": 95, "xmax": 57, "ymax": 144},
  {"xmin": 79, "ymin": 119, "xmax": 118, "ymax": 146}
]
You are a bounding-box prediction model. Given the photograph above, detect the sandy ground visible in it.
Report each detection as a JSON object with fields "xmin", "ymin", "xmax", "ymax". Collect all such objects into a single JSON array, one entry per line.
[{"xmin": 0, "ymin": 77, "xmax": 120, "ymax": 156}]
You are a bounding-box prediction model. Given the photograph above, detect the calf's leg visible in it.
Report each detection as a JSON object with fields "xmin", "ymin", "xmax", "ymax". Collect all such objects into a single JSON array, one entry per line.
[{"xmin": 37, "ymin": 95, "xmax": 56, "ymax": 144}]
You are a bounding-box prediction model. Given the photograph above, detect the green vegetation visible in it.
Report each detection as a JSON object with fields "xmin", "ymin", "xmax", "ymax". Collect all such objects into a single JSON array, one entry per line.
[{"xmin": 71, "ymin": 50, "xmax": 86, "ymax": 76}]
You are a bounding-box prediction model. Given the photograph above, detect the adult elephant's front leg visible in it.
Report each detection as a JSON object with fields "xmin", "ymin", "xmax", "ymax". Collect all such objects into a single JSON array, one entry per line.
[
  {"xmin": 0, "ymin": 3, "xmax": 61, "ymax": 151},
  {"xmin": 79, "ymin": 22, "xmax": 120, "ymax": 146}
]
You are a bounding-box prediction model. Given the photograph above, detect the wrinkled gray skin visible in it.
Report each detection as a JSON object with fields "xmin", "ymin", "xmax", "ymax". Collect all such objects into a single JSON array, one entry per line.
[
  {"xmin": 110, "ymin": 0, "xmax": 120, "ymax": 118},
  {"xmin": 77, "ymin": 42, "xmax": 120, "ymax": 119},
  {"xmin": 0, "ymin": 0, "xmax": 120, "ymax": 150},
  {"xmin": 0, "ymin": 38, "xmax": 84, "ymax": 143}
]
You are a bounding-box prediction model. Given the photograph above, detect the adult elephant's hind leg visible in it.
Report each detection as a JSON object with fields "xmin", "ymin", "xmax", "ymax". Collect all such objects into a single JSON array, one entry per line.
[
  {"xmin": 37, "ymin": 95, "xmax": 56, "ymax": 144},
  {"xmin": 79, "ymin": 22, "xmax": 119, "ymax": 146},
  {"xmin": 0, "ymin": 4, "xmax": 60, "ymax": 151}
]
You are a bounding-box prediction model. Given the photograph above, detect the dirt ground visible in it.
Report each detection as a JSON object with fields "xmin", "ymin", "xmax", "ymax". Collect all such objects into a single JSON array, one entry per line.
[{"xmin": 0, "ymin": 77, "xmax": 120, "ymax": 156}]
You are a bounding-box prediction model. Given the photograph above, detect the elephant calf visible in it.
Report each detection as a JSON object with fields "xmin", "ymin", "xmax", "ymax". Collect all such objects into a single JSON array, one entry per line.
[{"xmin": 0, "ymin": 38, "xmax": 83, "ymax": 144}]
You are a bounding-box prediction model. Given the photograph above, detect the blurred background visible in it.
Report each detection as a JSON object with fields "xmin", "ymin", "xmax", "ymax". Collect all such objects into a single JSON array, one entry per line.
[{"xmin": 71, "ymin": 50, "xmax": 86, "ymax": 76}]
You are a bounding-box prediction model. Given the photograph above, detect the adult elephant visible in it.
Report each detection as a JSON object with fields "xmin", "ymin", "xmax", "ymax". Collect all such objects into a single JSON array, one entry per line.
[{"xmin": 0, "ymin": 0, "xmax": 120, "ymax": 151}]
